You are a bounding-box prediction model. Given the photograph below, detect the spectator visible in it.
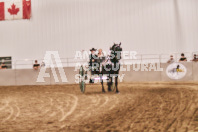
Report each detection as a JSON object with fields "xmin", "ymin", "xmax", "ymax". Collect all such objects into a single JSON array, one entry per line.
[
  {"xmin": 167, "ymin": 55, "xmax": 175, "ymax": 63},
  {"xmin": 33, "ymin": 60, "xmax": 40, "ymax": 70},
  {"xmin": 179, "ymin": 53, "xmax": 187, "ymax": 62},
  {"xmin": 0, "ymin": 63, "xmax": 8, "ymax": 69},
  {"xmin": 191, "ymin": 54, "xmax": 198, "ymax": 62}
]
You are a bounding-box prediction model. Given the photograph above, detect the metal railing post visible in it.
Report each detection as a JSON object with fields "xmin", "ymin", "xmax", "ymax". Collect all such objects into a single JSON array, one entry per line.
[
  {"xmin": 67, "ymin": 58, "xmax": 69, "ymax": 67},
  {"xmin": 15, "ymin": 60, "xmax": 17, "ymax": 85}
]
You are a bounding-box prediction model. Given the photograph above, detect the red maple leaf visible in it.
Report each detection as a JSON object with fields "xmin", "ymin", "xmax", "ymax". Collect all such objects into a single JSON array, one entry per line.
[{"xmin": 8, "ymin": 4, "xmax": 19, "ymax": 15}]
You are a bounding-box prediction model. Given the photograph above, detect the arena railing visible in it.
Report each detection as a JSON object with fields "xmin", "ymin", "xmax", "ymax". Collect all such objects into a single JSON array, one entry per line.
[
  {"xmin": 14, "ymin": 58, "xmax": 89, "ymax": 69},
  {"xmin": 10, "ymin": 52, "xmax": 196, "ymax": 69}
]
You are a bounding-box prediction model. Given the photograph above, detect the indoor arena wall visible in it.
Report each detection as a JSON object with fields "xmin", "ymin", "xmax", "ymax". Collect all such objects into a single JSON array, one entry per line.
[
  {"xmin": 0, "ymin": 0, "xmax": 198, "ymax": 69},
  {"xmin": 0, "ymin": 62, "xmax": 198, "ymax": 86}
]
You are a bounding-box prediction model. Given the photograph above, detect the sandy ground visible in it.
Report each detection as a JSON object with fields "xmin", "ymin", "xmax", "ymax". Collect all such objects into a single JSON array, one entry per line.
[{"xmin": 0, "ymin": 83, "xmax": 198, "ymax": 132}]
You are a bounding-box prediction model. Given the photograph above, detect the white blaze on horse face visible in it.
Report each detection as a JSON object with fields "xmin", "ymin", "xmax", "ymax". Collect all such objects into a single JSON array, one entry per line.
[{"xmin": 37, "ymin": 51, "xmax": 68, "ymax": 83}]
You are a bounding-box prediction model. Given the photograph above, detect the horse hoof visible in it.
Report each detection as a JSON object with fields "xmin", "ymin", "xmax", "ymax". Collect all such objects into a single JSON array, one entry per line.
[
  {"xmin": 116, "ymin": 91, "xmax": 120, "ymax": 94},
  {"xmin": 108, "ymin": 88, "xmax": 112, "ymax": 92},
  {"xmin": 102, "ymin": 90, "xmax": 106, "ymax": 93}
]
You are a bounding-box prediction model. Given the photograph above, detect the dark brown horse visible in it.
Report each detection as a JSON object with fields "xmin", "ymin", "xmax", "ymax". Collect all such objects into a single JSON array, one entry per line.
[{"xmin": 88, "ymin": 43, "xmax": 122, "ymax": 93}]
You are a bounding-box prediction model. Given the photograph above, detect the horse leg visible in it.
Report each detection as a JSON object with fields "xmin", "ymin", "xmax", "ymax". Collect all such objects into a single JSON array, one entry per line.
[
  {"xmin": 101, "ymin": 79, "xmax": 105, "ymax": 93},
  {"xmin": 108, "ymin": 76, "xmax": 112, "ymax": 92},
  {"xmin": 100, "ymin": 74, "xmax": 105, "ymax": 93},
  {"xmin": 115, "ymin": 76, "xmax": 119, "ymax": 93}
]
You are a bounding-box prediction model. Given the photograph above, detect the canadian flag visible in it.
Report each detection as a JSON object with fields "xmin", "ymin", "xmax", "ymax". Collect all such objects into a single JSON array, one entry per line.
[{"xmin": 0, "ymin": 0, "xmax": 31, "ymax": 21}]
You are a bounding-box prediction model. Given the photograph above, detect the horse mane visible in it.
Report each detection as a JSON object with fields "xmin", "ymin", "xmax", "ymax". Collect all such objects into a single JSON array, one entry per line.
[{"xmin": 110, "ymin": 43, "xmax": 122, "ymax": 63}]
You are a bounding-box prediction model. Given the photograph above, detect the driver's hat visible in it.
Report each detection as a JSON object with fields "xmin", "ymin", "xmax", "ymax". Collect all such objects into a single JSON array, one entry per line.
[{"xmin": 90, "ymin": 48, "xmax": 97, "ymax": 51}]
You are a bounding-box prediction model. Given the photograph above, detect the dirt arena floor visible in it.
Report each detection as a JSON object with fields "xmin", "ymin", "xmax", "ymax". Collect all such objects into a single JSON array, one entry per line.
[{"xmin": 0, "ymin": 83, "xmax": 198, "ymax": 132}]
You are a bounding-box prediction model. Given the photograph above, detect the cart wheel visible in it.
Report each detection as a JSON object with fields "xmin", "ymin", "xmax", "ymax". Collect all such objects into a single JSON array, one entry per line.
[
  {"xmin": 79, "ymin": 65, "xmax": 86, "ymax": 93},
  {"xmin": 80, "ymin": 81, "xmax": 85, "ymax": 93}
]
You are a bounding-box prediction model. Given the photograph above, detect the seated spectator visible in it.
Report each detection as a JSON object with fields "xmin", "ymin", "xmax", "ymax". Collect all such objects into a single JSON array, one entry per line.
[
  {"xmin": 191, "ymin": 54, "xmax": 198, "ymax": 62},
  {"xmin": 179, "ymin": 53, "xmax": 187, "ymax": 62},
  {"xmin": 0, "ymin": 63, "xmax": 8, "ymax": 69},
  {"xmin": 167, "ymin": 55, "xmax": 175, "ymax": 63},
  {"xmin": 33, "ymin": 60, "xmax": 40, "ymax": 70}
]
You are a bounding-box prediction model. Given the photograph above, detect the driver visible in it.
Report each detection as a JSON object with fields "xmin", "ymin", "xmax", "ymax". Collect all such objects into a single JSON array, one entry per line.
[
  {"xmin": 89, "ymin": 48, "xmax": 98, "ymax": 83},
  {"xmin": 89, "ymin": 48, "xmax": 98, "ymax": 69}
]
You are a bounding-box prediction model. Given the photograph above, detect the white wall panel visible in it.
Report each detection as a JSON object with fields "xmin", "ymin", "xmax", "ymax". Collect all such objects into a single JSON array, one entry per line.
[{"xmin": 0, "ymin": 0, "xmax": 198, "ymax": 65}]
